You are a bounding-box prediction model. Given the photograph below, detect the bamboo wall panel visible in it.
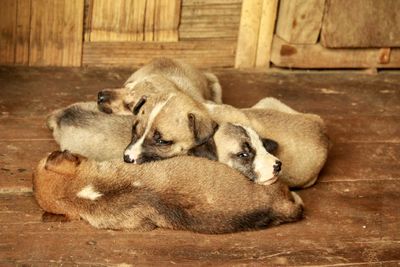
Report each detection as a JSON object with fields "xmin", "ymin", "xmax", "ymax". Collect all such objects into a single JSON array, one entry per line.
[
  {"xmin": 29, "ymin": 0, "xmax": 84, "ymax": 66},
  {"xmin": 275, "ymin": 0, "xmax": 325, "ymax": 44},
  {"xmin": 179, "ymin": 0, "xmax": 242, "ymax": 40},
  {"xmin": 82, "ymin": 40, "xmax": 236, "ymax": 67},
  {"xmin": 0, "ymin": 0, "xmax": 17, "ymax": 64},
  {"xmin": 88, "ymin": 0, "xmax": 181, "ymax": 42},
  {"xmin": 321, "ymin": 0, "xmax": 400, "ymax": 48}
]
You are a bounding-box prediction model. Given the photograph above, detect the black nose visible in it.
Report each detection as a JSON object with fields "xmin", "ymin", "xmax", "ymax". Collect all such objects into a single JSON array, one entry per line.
[
  {"xmin": 124, "ymin": 154, "xmax": 135, "ymax": 163},
  {"xmin": 97, "ymin": 91, "xmax": 110, "ymax": 104},
  {"xmin": 273, "ymin": 160, "xmax": 282, "ymax": 173}
]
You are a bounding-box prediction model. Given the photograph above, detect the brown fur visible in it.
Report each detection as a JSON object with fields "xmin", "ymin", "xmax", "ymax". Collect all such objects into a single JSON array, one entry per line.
[{"xmin": 33, "ymin": 150, "xmax": 303, "ymax": 234}]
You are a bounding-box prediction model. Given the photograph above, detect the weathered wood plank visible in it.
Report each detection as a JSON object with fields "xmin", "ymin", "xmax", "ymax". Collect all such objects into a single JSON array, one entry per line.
[
  {"xmin": 14, "ymin": 0, "xmax": 31, "ymax": 65},
  {"xmin": 89, "ymin": 0, "xmax": 146, "ymax": 41},
  {"xmin": 153, "ymin": 0, "xmax": 181, "ymax": 42},
  {"xmin": 321, "ymin": 0, "xmax": 400, "ymax": 48},
  {"xmin": 235, "ymin": 0, "xmax": 263, "ymax": 68},
  {"xmin": 0, "ymin": 140, "xmax": 58, "ymax": 193},
  {"xmin": 255, "ymin": 0, "xmax": 278, "ymax": 67},
  {"xmin": 0, "ymin": 0, "xmax": 17, "ymax": 64},
  {"xmin": 271, "ymin": 36, "xmax": 400, "ymax": 68},
  {"xmin": 276, "ymin": 0, "xmax": 325, "ymax": 44},
  {"xmin": 179, "ymin": 2, "xmax": 241, "ymax": 40},
  {"xmin": 29, "ymin": 0, "xmax": 84, "ymax": 66},
  {"xmin": 1, "ymin": 180, "xmax": 399, "ymax": 265},
  {"xmin": 82, "ymin": 41, "xmax": 236, "ymax": 67}
]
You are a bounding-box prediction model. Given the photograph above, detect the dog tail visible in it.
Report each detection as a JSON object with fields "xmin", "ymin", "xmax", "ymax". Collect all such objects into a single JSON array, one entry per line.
[{"xmin": 204, "ymin": 72, "xmax": 223, "ymax": 104}]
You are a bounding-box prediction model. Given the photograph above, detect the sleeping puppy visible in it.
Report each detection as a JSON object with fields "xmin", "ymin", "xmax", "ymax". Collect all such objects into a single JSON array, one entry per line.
[
  {"xmin": 97, "ymin": 58, "xmax": 222, "ymax": 115},
  {"xmin": 122, "ymin": 94, "xmax": 329, "ymax": 188},
  {"xmin": 33, "ymin": 150, "xmax": 303, "ymax": 234},
  {"xmin": 47, "ymin": 101, "xmax": 281, "ymax": 185},
  {"xmin": 47, "ymin": 102, "xmax": 135, "ymax": 162}
]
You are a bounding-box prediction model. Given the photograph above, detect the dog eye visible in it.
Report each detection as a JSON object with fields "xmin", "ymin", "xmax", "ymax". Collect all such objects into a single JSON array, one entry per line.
[
  {"xmin": 237, "ymin": 152, "xmax": 249, "ymax": 158},
  {"xmin": 155, "ymin": 139, "xmax": 172, "ymax": 146}
]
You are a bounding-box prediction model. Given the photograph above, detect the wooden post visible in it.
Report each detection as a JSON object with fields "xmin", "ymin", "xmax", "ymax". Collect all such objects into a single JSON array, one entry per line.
[
  {"xmin": 256, "ymin": 0, "xmax": 278, "ymax": 67},
  {"xmin": 235, "ymin": 0, "xmax": 278, "ymax": 68}
]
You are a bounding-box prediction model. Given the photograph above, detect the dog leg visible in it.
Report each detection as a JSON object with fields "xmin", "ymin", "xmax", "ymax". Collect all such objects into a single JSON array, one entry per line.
[{"xmin": 204, "ymin": 72, "xmax": 223, "ymax": 104}]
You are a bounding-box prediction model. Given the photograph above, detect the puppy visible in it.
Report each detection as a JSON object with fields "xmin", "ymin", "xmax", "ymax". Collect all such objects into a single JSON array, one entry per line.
[
  {"xmin": 48, "ymin": 101, "xmax": 281, "ymax": 185},
  {"xmin": 97, "ymin": 58, "xmax": 222, "ymax": 115},
  {"xmin": 33, "ymin": 150, "xmax": 303, "ymax": 234},
  {"xmin": 47, "ymin": 102, "xmax": 135, "ymax": 161},
  {"xmin": 123, "ymin": 94, "xmax": 329, "ymax": 188}
]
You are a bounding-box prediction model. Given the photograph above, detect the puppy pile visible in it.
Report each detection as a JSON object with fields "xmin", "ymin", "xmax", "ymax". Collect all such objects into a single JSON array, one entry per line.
[{"xmin": 33, "ymin": 58, "xmax": 329, "ymax": 234}]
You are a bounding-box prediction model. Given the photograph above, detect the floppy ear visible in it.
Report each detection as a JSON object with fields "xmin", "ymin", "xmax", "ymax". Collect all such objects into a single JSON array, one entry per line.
[
  {"xmin": 188, "ymin": 113, "xmax": 218, "ymax": 145},
  {"xmin": 187, "ymin": 138, "xmax": 218, "ymax": 161},
  {"xmin": 45, "ymin": 150, "xmax": 84, "ymax": 175},
  {"xmin": 261, "ymin": 138, "xmax": 279, "ymax": 154}
]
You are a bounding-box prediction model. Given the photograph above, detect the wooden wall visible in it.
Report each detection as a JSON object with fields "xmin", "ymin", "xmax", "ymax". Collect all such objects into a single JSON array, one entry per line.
[
  {"xmin": 1, "ymin": 0, "xmax": 399, "ymax": 69},
  {"xmin": 0, "ymin": 0, "xmax": 242, "ymax": 68},
  {"xmin": 271, "ymin": 0, "xmax": 400, "ymax": 69}
]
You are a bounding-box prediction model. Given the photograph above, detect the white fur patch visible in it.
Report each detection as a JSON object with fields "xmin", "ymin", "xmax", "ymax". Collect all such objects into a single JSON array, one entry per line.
[
  {"xmin": 124, "ymin": 94, "xmax": 175, "ymax": 162},
  {"xmin": 241, "ymin": 125, "xmax": 279, "ymax": 184},
  {"xmin": 77, "ymin": 185, "xmax": 103, "ymax": 200}
]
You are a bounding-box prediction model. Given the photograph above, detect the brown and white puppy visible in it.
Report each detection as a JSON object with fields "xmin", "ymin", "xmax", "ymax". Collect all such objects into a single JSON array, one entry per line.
[
  {"xmin": 33, "ymin": 150, "xmax": 303, "ymax": 234},
  {"xmin": 123, "ymin": 93, "xmax": 282, "ymax": 185},
  {"xmin": 97, "ymin": 58, "xmax": 222, "ymax": 114},
  {"xmin": 123, "ymin": 95, "xmax": 329, "ymax": 188}
]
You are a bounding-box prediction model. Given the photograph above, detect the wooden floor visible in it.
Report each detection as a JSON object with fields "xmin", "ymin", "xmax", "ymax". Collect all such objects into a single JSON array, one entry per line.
[{"xmin": 0, "ymin": 67, "xmax": 399, "ymax": 266}]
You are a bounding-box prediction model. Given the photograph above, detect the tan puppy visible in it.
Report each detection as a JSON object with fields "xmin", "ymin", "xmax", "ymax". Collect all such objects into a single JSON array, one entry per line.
[
  {"xmin": 123, "ymin": 95, "xmax": 329, "ymax": 188},
  {"xmin": 33, "ymin": 150, "xmax": 303, "ymax": 234},
  {"xmin": 97, "ymin": 58, "xmax": 222, "ymax": 114}
]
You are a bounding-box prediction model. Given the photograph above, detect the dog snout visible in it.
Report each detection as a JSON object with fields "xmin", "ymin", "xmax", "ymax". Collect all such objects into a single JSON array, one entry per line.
[
  {"xmin": 273, "ymin": 160, "xmax": 282, "ymax": 173},
  {"xmin": 123, "ymin": 154, "xmax": 135, "ymax": 163},
  {"xmin": 97, "ymin": 90, "xmax": 111, "ymax": 105}
]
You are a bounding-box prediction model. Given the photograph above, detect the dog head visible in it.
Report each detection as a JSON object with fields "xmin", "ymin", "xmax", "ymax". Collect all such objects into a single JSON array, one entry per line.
[
  {"xmin": 97, "ymin": 75, "xmax": 179, "ymax": 116},
  {"xmin": 33, "ymin": 150, "xmax": 87, "ymax": 217},
  {"xmin": 189, "ymin": 123, "xmax": 281, "ymax": 185},
  {"xmin": 123, "ymin": 93, "xmax": 217, "ymax": 164}
]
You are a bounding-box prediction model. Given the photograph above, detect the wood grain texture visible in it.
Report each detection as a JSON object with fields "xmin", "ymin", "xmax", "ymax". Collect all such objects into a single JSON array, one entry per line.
[
  {"xmin": 0, "ymin": 0, "xmax": 17, "ymax": 64},
  {"xmin": 29, "ymin": 0, "xmax": 84, "ymax": 66},
  {"xmin": 153, "ymin": 0, "xmax": 181, "ymax": 42},
  {"xmin": 271, "ymin": 36, "xmax": 400, "ymax": 69},
  {"xmin": 82, "ymin": 41, "xmax": 236, "ymax": 67},
  {"xmin": 89, "ymin": 0, "xmax": 181, "ymax": 42},
  {"xmin": 321, "ymin": 0, "xmax": 400, "ymax": 48},
  {"xmin": 14, "ymin": 0, "xmax": 31, "ymax": 65},
  {"xmin": 255, "ymin": 0, "xmax": 278, "ymax": 67},
  {"xmin": 235, "ymin": 0, "xmax": 263, "ymax": 68},
  {"xmin": 276, "ymin": 0, "xmax": 325, "ymax": 44},
  {"xmin": 179, "ymin": 0, "xmax": 242, "ymax": 40}
]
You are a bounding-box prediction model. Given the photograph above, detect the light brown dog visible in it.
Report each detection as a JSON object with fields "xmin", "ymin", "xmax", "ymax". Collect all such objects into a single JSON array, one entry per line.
[
  {"xmin": 33, "ymin": 150, "xmax": 303, "ymax": 234},
  {"xmin": 97, "ymin": 58, "xmax": 222, "ymax": 115}
]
